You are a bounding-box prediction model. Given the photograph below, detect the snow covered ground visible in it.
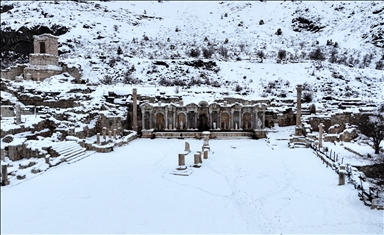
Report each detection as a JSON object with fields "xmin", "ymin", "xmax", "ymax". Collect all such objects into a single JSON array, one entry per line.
[{"xmin": 1, "ymin": 127, "xmax": 383, "ymax": 234}]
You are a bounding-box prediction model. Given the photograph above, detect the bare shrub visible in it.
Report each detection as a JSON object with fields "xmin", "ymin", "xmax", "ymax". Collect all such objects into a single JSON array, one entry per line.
[
  {"xmin": 277, "ymin": 49, "xmax": 287, "ymax": 62},
  {"xmin": 218, "ymin": 45, "xmax": 229, "ymax": 59},
  {"xmin": 189, "ymin": 48, "xmax": 201, "ymax": 58},
  {"xmin": 202, "ymin": 47, "xmax": 214, "ymax": 59},
  {"xmin": 328, "ymin": 48, "xmax": 338, "ymax": 63},
  {"xmin": 309, "ymin": 47, "xmax": 326, "ymax": 67},
  {"xmin": 100, "ymin": 75, "xmax": 115, "ymax": 85},
  {"xmin": 257, "ymin": 50, "xmax": 265, "ymax": 62},
  {"xmin": 278, "ymin": 90, "xmax": 287, "ymax": 98},
  {"xmin": 235, "ymin": 84, "xmax": 243, "ymax": 92},
  {"xmin": 376, "ymin": 60, "xmax": 384, "ymax": 70},
  {"xmin": 302, "ymin": 91, "xmax": 313, "ymax": 103}
]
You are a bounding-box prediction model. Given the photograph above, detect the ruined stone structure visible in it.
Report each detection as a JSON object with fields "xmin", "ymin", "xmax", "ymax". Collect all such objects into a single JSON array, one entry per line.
[
  {"xmin": 138, "ymin": 98, "xmax": 268, "ymax": 138},
  {"xmin": 23, "ymin": 34, "xmax": 62, "ymax": 81}
]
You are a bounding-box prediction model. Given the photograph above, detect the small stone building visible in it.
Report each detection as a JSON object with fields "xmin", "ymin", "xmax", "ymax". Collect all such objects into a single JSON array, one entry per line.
[{"xmin": 23, "ymin": 34, "xmax": 62, "ymax": 81}]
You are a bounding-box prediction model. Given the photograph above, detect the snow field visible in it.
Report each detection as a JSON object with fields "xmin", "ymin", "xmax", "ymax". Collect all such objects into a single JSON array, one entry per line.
[{"xmin": 1, "ymin": 129, "xmax": 383, "ymax": 234}]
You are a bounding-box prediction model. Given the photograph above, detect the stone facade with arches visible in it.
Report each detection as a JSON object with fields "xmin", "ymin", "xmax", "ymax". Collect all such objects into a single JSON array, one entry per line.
[{"xmin": 139, "ymin": 100, "xmax": 267, "ymax": 137}]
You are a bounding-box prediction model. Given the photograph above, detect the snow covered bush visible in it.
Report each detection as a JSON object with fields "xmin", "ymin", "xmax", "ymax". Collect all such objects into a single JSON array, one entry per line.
[
  {"xmin": 256, "ymin": 50, "xmax": 265, "ymax": 63},
  {"xmin": 328, "ymin": 48, "xmax": 338, "ymax": 63},
  {"xmin": 202, "ymin": 47, "xmax": 214, "ymax": 59},
  {"xmin": 218, "ymin": 45, "xmax": 229, "ymax": 59},
  {"xmin": 309, "ymin": 47, "xmax": 326, "ymax": 67},
  {"xmin": 100, "ymin": 75, "xmax": 114, "ymax": 85},
  {"xmin": 375, "ymin": 60, "xmax": 384, "ymax": 70},
  {"xmin": 234, "ymin": 84, "xmax": 243, "ymax": 92},
  {"xmin": 189, "ymin": 48, "xmax": 201, "ymax": 58},
  {"xmin": 277, "ymin": 49, "xmax": 287, "ymax": 62},
  {"xmin": 302, "ymin": 81, "xmax": 314, "ymax": 102}
]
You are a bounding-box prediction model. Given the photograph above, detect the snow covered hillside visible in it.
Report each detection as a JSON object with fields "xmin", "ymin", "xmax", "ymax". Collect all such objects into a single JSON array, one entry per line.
[{"xmin": 1, "ymin": 0, "xmax": 384, "ymax": 104}]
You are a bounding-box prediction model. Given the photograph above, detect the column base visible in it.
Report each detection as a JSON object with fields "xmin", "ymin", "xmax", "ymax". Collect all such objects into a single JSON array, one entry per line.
[{"xmin": 295, "ymin": 127, "xmax": 303, "ymax": 136}]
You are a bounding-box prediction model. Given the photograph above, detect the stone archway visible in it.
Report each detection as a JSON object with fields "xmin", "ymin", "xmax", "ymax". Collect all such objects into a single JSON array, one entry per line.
[
  {"xmin": 177, "ymin": 113, "xmax": 187, "ymax": 130},
  {"xmin": 198, "ymin": 113, "xmax": 209, "ymax": 131},
  {"xmin": 242, "ymin": 112, "xmax": 252, "ymax": 130},
  {"xmin": 155, "ymin": 113, "xmax": 165, "ymax": 130},
  {"xmin": 220, "ymin": 112, "xmax": 230, "ymax": 130}
]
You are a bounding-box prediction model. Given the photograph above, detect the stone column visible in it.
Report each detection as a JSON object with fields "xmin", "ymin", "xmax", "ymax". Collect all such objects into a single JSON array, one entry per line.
[
  {"xmin": 184, "ymin": 141, "xmax": 191, "ymax": 152},
  {"xmin": 142, "ymin": 111, "xmax": 145, "ymax": 130},
  {"xmin": 250, "ymin": 114, "xmax": 253, "ymax": 129},
  {"xmin": 193, "ymin": 153, "xmax": 201, "ymax": 168},
  {"xmin": 209, "ymin": 111, "xmax": 213, "ymax": 129},
  {"xmin": 194, "ymin": 113, "xmax": 197, "ymax": 129},
  {"xmin": 185, "ymin": 113, "xmax": 188, "ymax": 130},
  {"xmin": 173, "ymin": 109, "xmax": 176, "ymax": 130},
  {"xmin": 113, "ymin": 129, "xmax": 117, "ymax": 139},
  {"xmin": 132, "ymin": 88, "xmax": 138, "ymax": 132},
  {"xmin": 203, "ymin": 149, "xmax": 208, "ymax": 159},
  {"xmin": 230, "ymin": 111, "xmax": 234, "ymax": 130},
  {"xmin": 255, "ymin": 111, "xmax": 259, "ymax": 129},
  {"xmin": 15, "ymin": 104, "xmax": 21, "ymax": 124},
  {"xmin": 102, "ymin": 127, "xmax": 107, "ymax": 140},
  {"xmin": 239, "ymin": 112, "xmax": 242, "ymax": 130},
  {"xmin": 202, "ymin": 131, "xmax": 210, "ymax": 150},
  {"xmin": 108, "ymin": 130, "xmax": 112, "ymax": 139},
  {"xmin": 165, "ymin": 108, "xmax": 168, "ymax": 130},
  {"xmin": 296, "ymin": 84, "xmax": 302, "ymax": 127},
  {"xmin": 97, "ymin": 133, "xmax": 101, "ymax": 145},
  {"xmin": 1, "ymin": 165, "xmax": 9, "ymax": 186},
  {"xmin": 338, "ymin": 164, "xmax": 346, "ymax": 185},
  {"xmin": 178, "ymin": 154, "xmax": 185, "ymax": 166},
  {"xmin": 262, "ymin": 112, "xmax": 265, "ymax": 129},
  {"xmin": 149, "ymin": 112, "xmax": 153, "ymax": 129},
  {"xmin": 318, "ymin": 123, "xmax": 324, "ymax": 148}
]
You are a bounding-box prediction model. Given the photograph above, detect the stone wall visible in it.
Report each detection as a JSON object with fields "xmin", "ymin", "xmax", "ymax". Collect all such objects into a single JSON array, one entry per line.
[
  {"xmin": 307, "ymin": 112, "xmax": 359, "ymax": 133},
  {"xmin": 1, "ymin": 105, "xmax": 15, "ymax": 117},
  {"xmin": 0, "ymin": 64, "xmax": 27, "ymax": 80},
  {"xmin": 29, "ymin": 54, "xmax": 58, "ymax": 66},
  {"xmin": 23, "ymin": 65, "xmax": 62, "ymax": 81},
  {"xmin": 14, "ymin": 93, "xmax": 76, "ymax": 108},
  {"xmin": 95, "ymin": 114, "xmax": 123, "ymax": 135},
  {"xmin": 265, "ymin": 108, "xmax": 296, "ymax": 127}
]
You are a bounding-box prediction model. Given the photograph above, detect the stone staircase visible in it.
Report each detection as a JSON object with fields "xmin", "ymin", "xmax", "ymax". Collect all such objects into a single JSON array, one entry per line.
[{"xmin": 51, "ymin": 141, "xmax": 95, "ymax": 164}]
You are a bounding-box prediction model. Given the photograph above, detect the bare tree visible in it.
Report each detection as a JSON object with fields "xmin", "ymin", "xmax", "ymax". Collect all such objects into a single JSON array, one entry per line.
[{"xmin": 358, "ymin": 111, "xmax": 384, "ymax": 154}]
